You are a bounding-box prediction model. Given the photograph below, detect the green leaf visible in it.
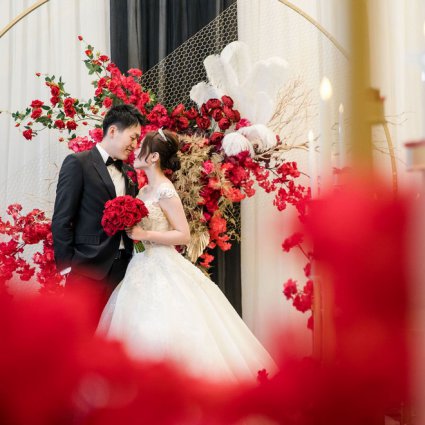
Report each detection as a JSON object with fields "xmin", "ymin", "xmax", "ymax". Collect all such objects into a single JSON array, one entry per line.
[{"xmin": 41, "ymin": 105, "xmax": 50, "ymax": 111}]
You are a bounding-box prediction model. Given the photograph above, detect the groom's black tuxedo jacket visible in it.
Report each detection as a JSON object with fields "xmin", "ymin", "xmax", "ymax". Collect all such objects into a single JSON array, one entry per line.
[{"xmin": 52, "ymin": 147, "xmax": 138, "ymax": 280}]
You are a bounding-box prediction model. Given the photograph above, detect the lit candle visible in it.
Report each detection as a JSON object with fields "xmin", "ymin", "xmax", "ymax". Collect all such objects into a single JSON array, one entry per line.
[
  {"xmin": 308, "ymin": 130, "xmax": 317, "ymax": 198},
  {"xmin": 319, "ymin": 77, "xmax": 333, "ymax": 189},
  {"xmin": 338, "ymin": 103, "xmax": 345, "ymax": 168}
]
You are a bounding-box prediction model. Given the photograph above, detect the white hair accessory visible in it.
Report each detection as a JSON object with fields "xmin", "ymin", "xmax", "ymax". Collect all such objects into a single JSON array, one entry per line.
[{"xmin": 158, "ymin": 127, "xmax": 167, "ymax": 142}]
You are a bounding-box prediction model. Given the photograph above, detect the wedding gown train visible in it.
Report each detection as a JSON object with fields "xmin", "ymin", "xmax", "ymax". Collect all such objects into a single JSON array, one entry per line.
[{"xmin": 98, "ymin": 182, "xmax": 276, "ymax": 381}]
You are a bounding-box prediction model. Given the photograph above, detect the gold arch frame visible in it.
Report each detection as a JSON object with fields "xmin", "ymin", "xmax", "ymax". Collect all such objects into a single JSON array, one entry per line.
[{"xmin": 0, "ymin": 0, "xmax": 49, "ymax": 39}]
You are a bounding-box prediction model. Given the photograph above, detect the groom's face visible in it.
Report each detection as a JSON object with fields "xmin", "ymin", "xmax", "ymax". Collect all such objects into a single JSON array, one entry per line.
[{"xmin": 109, "ymin": 124, "xmax": 141, "ymax": 160}]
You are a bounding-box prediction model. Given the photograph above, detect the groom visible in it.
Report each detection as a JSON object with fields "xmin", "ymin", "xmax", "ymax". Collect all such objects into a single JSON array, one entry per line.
[{"xmin": 52, "ymin": 104, "xmax": 143, "ymax": 316}]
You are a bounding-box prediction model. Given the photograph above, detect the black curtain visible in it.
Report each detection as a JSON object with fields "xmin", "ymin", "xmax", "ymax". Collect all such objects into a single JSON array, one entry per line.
[{"xmin": 110, "ymin": 0, "xmax": 242, "ymax": 316}]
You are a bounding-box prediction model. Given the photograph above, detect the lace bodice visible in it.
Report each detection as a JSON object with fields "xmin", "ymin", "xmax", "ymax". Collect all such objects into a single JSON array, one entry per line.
[{"xmin": 137, "ymin": 182, "xmax": 179, "ymax": 233}]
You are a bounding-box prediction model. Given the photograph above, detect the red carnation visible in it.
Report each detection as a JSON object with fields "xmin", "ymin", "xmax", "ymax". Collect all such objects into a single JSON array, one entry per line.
[
  {"xmin": 218, "ymin": 117, "xmax": 231, "ymax": 131},
  {"xmin": 196, "ymin": 116, "xmax": 211, "ymax": 130},
  {"xmin": 171, "ymin": 103, "xmax": 185, "ymax": 117},
  {"xmin": 221, "ymin": 95, "xmax": 234, "ymax": 108},
  {"xmin": 205, "ymin": 98, "xmax": 221, "ymax": 111}
]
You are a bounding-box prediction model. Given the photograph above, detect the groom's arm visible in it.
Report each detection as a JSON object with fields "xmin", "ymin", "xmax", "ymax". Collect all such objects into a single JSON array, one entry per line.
[{"xmin": 51, "ymin": 154, "xmax": 83, "ymax": 272}]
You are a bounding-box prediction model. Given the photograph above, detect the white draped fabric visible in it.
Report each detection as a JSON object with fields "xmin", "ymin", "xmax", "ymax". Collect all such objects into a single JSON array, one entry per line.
[
  {"xmin": 237, "ymin": 0, "xmax": 424, "ymax": 356},
  {"xmin": 0, "ymin": 0, "xmax": 110, "ymax": 216}
]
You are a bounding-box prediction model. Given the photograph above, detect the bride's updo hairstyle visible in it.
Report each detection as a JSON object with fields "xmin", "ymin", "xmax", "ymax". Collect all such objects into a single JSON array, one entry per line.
[{"xmin": 138, "ymin": 129, "xmax": 181, "ymax": 172}]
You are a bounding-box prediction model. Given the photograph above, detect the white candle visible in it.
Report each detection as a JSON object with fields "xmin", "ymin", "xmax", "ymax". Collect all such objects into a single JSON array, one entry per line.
[
  {"xmin": 319, "ymin": 77, "xmax": 333, "ymax": 189},
  {"xmin": 308, "ymin": 130, "xmax": 317, "ymax": 198},
  {"xmin": 338, "ymin": 103, "xmax": 345, "ymax": 168}
]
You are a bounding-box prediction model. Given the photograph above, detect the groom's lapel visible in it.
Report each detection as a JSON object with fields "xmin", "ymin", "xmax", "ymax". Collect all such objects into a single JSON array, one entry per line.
[
  {"xmin": 90, "ymin": 147, "xmax": 117, "ymax": 199},
  {"xmin": 122, "ymin": 164, "xmax": 137, "ymax": 196}
]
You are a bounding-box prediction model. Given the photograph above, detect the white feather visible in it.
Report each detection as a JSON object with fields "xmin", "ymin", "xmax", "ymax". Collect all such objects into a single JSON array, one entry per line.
[
  {"xmin": 238, "ymin": 124, "xmax": 277, "ymax": 152},
  {"xmin": 204, "ymin": 54, "xmax": 228, "ymax": 89},
  {"xmin": 245, "ymin": 57, "xmax": 288, "ymax": 100},
  {"xmin": 189, "ymin": 82, "xmax": 224, "ymax": 107},
  {"xmin": 222, "ymin": 132, "xmax": 254, "ymax": 157},
  {"xmin": 220, "ymin": 41, "xmax": 252, "ymax": 87}
]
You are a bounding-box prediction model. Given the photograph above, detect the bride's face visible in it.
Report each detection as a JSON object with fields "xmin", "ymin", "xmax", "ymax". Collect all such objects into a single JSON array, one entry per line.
[{"xmin": 133, "ymin": 146, "xmax": 158, "ymax": 169}]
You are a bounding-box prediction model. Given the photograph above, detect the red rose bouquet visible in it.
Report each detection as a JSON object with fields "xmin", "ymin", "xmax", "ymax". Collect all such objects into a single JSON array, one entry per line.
[{"xmin": 101, "ymin": 195, "xmax": 149, "ymax": 252}]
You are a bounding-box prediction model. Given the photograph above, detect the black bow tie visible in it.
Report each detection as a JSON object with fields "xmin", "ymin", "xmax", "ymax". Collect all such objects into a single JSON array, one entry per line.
[{"xmin": 105, "ymin": 156, "xmax": 123, "ymax": 171}]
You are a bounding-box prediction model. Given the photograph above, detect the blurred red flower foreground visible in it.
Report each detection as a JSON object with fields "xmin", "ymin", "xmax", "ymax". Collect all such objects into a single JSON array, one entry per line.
[{"xmin": 0, "ymin": 177, "xmax": 411, "ymax": 424}]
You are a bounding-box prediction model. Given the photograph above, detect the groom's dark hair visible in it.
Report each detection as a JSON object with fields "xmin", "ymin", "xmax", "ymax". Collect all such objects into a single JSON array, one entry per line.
[{"xmin": 102, "ymin": 104, "xmax": 144, "ymax": 135}]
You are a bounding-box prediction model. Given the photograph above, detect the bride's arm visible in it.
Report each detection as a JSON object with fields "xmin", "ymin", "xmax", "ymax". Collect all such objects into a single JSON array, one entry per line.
[{"xmin": 126, "ymin": 196, "xmax": 191, "ymax": 246}]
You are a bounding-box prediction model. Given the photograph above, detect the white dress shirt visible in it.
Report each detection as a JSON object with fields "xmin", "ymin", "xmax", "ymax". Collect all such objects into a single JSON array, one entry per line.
[{"xmin": 97, "ymin": 144, "xmax": 126, "ymax": 249}]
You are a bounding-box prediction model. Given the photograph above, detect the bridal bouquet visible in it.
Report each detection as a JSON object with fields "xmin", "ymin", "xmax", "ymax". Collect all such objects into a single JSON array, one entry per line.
[{"xmin": 101, "ymin": 195, "xmax": 149, "ymax": 252}]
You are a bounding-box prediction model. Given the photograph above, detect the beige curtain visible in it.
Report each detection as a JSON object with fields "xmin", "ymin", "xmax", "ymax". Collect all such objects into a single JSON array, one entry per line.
[{"xmin": 0, "ymin": 0, "xmax": 110, "ymax": 216}]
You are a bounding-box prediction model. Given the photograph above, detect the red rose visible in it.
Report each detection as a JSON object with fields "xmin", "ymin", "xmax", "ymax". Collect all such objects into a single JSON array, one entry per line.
[
  {"xmin": 85, "ymin": 49, "xmax": 93, "ymax": 57},
  {"xmin": 77, "ymin": 35, "xmax": 83, "ymax": 41},
  {"xmin": 99, "ymin": 55, "xmax": 109, "ymax": 62},
  {"xmin": 23, "ymin": 129, "xmax": 33, "ymax": 140},
  {"xmin": 50, "ymin": 96, "xmax": 59, "ymax": 106},
  {"xmin": 50, "ymin": 85, "xmax": 60, "ymax": 97},
  {"xmin": 221, "ymin": 95, "xmax": 234, "ymax": 108},
  {"xmin": 63, "ymin": 97, "xmax": 75, "ymax": 108},
  {"xmin": 218, "ymin": 117, "xmax": 231, "ymax": 130},
  {"xmin": 54, "ymin": 119, "xmax": 65, "ymax": 129},
  {"xmin": 30, "ymin": 99, "xmax": 44, "ymax": 108},
  {"xmin": 65, "ymin": 107, "xmax": 76, "ymax": 118},
  {"xmin": 66, "ymin": 121, "xmax": 77, "ymax": 130},
  {"xmin": 30, "ymin": 108, "xmax": 42, "ymax": 119},
  {"xmin": 102, "ymin": 97, "xmax": 113, "ymax": 108},
  {"xmin": 196, "ymin": 116, "xmax": 211, "ymax": 130},
  {"xmin": 171, "ymin": 103, "xmax": 185, "ymax": 117},
  {"xmin": 101, "ymin": 196, "xmax": 149, "ymax": 236},
  {"xmin": 205, "ymin": 98, "xmax": 221, "ymax": 111}
]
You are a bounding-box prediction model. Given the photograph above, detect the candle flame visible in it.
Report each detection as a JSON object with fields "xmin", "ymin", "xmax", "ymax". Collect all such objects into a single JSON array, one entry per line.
[
  {"xmin": 339, "ymin": 103, "xmax": 344, "ymax": 114},
  {"xmin": 320, "ymin": 77, "xmax": 333, "ymax": 101}
]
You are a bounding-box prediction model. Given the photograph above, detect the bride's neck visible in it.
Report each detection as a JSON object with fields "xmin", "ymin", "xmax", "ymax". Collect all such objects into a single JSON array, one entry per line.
[{"xmin": 144, "ymin": 167, "xmax": 165, "ymax": 187}]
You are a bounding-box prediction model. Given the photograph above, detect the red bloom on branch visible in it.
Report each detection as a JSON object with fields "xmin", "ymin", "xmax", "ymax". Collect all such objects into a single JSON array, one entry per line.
[
  {"xmin": 89, "ymin": 127, "xmax": 103, "ymax": 143},
  {"xmin": 66, "ymin": 120, "xmax": 77, "ymax": 130},
  {"xmin": 30, "ymin": 99, "xmax": 44, "ymax": 108},
  {"xmin": 30, "ymin": 108, "xmax": 42, "ymax": 119},
  {"xmin": 282, "ymin": 279, "xmax": 298, "ymax": 299},
  {"xmin": 281, "ymin": 232, "xmax": 303, "ymax": 252},
  {"xmin": 128, "ymin": 68, "xmax": 143, "ymax": 78},
  {"xmin": 54, "ymin": 119, "xmax": 65, "ymax": 129},
  {"xmin": 102, "ymin": 97, "xmax": 113, "ymax": 108},
  {"xmin": 68, "ymin": 136, "xmax": 96, "ymax": 153},
  {"xmin": 23, "ymin": 129, "xmax": 33, "ymax": 140}
]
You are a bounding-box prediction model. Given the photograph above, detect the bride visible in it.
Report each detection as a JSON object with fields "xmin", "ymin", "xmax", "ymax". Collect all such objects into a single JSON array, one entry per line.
[{"xmin": 98, "ymin": 129, "xmax": 276, "ymax": 382}]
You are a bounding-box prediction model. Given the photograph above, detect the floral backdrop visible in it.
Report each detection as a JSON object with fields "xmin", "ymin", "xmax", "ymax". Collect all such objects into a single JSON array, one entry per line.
[{"xmin": 1, "ymin": 38, "xmax": 313, "ymax": 325}]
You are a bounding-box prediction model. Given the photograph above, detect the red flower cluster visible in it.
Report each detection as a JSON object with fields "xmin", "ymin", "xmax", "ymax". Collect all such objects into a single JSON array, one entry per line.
[
  {"xmin": 0, "ymin": 205, "xmax": 63, "ymax": 290},
  {"xmin": 101, "ymin": 196, "xmax": 149, "ymax": 237},
  {"xmin": 68, "ymin": 136, "xmax": 96, "ymax": 153}
]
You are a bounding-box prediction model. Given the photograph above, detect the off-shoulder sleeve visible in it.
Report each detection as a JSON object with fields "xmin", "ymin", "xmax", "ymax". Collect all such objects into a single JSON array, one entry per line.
[{"xmin": 157, "ymin": 183, "xmax": 179, "ymax": 201}]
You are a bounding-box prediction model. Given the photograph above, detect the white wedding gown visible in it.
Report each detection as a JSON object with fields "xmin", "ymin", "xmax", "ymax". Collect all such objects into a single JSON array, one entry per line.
[{"xmin": 98, "ymin": 182, "xmax": 276, "ymax": 382}]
